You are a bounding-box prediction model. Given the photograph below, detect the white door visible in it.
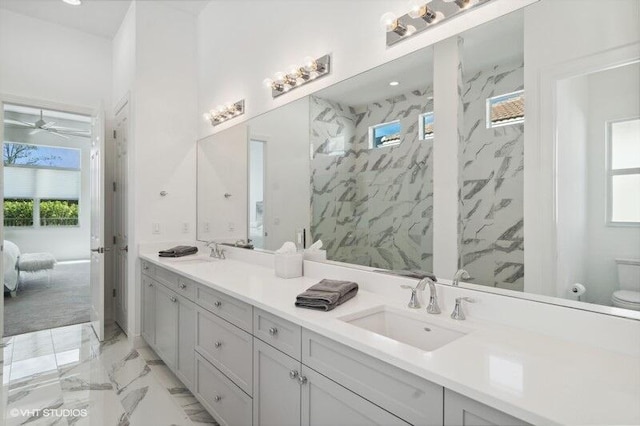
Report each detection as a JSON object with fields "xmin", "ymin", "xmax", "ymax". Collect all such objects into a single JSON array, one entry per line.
[
  {"xmin": 90, "ymin": 106, "xmax": 106, "ymax": 341},
  {"xmin": 114, "ymin": 103, "xmax": 128, "ymax": 330}
]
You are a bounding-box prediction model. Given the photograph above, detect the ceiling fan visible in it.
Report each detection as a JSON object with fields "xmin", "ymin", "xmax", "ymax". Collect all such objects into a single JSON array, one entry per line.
[{"xmin": 4, "ymin": 110, "xmax": 91, "ymax": 139}]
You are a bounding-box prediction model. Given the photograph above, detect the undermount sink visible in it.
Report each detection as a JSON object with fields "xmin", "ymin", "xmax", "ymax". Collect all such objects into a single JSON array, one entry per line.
[{"xmin": 339, "ymin": 306, "xmax": 468, "ymax": 352}]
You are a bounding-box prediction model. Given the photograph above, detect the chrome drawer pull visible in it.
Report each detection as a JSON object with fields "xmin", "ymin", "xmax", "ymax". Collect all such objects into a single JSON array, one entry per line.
[
  {"xmin": 289, "ymin": 370, "xmax": 299, "ymax": 379},
  {"xmin": 179, "ymin": 283, "xmax": 187, "ymax": 289},
  {"xmin": 268, "ymin": 327, "xmax": 278, "ymax": 336},
  {"xmin": 148, "ymin": 283, "xmax": 153, "ymax": 287},
  {"xmin": 170, "ymin": 296, "xmax": 177, "ymax": 303},
  {"xmin": 214, "ymin": 395, "xmax": 222, "ymax": 402},
  {"xmin": 214, "ymin": 341, "xmax": 222, "ymax": 348},
  {"xmin": 143, "ymin": 265, "xmax": 149, "ymax": 270},
  {"xmin": 298, "ymin": 375, "xmax": 307, "ymax": 385},
  {"xmin": 214, "ymin": 301, "xmax": 222, "ymax": 308}
]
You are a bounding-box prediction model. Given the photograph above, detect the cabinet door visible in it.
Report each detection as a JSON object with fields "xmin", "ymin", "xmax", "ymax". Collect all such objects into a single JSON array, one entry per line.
[
  {"xmin": 141, "ymin": 275, "xmax": 156, "ymax": 347},
  {"xmin": 301, "ymin": 366, "xmax": 409, "ymax": 426},
  {"xmin": 177, "ymin": 295, "xmax": 196, "ymax": 390},
  {"xmin": 253, "ymin": 338, "xmax": 301, "ymax": 426},
  {"xmin": 155, "ymin": 283, "xmax": 179, "ymax": 368},
  {"xmin": 444, "ymin": 390, "xmax": 530, "ymax": 426}
]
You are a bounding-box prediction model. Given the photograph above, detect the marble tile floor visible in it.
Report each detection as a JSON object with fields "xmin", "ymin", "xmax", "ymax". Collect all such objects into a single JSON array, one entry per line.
[{"xmin": 1, "ymin": 322, "xmax": 218, "ymax": 426}]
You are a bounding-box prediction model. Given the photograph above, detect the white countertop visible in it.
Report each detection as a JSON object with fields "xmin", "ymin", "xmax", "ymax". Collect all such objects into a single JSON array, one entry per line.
[{"xmin": 140, "ymin": 253, "xmax": 640, "ymax": 425}]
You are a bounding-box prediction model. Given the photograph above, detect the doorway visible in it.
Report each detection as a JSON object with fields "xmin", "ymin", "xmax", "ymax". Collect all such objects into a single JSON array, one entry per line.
[
  {"xmin": 114, "ymin": 100, "xmax": 129, "ymax": 331},
  {"xmin": 248, "ymin": 138, "xmax": 266, "ymax": 249}
]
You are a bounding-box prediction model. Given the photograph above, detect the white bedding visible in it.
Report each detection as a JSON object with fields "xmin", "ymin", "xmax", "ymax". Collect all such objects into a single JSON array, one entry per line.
[{"xmin": 3, "ymin": 240, "xmax": 20, "ymax": 292}]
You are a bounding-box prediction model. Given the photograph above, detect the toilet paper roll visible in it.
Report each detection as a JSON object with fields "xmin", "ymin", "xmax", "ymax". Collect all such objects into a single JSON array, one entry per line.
[{"xmin": 570, "ymin": 283, "xmax": 586, "ymax": 297}]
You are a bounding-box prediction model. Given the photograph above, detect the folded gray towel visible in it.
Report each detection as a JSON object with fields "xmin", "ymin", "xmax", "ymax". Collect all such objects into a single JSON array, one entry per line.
[
  {"xmin": 295, "ymin": 279, "xmax": 359, "ymax": 311},
  {"xmin": 159, "ymin": 246, "xmax": 198, "ymax": 258},
  {"xmin": 373, "ymin": 269, "xmax": 437, "ymax": 281}
]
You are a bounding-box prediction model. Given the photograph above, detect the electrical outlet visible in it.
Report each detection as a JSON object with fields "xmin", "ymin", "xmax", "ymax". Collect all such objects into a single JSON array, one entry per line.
[
  {"xmin": 152, "ymin": 223, "xmax": 161, "ymax": 234},
  {"xmin": 228, "ymin": 222, "xmax": 235, "ymax": 232},
  {"xmin": 274, "ymin": 217, "xmax": 280, "ymax": 225},
  {"xmin": 204, "ymin": 222, "xmax": 210, "ymax": 233},
  {"xmin": 182, "ymin": 223, "xmax": 189, "ymax": 234}
]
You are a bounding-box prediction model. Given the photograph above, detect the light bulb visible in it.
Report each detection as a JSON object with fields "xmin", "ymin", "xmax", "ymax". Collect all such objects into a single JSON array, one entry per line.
[
  {"xmin": 203, "ymin": 113, "xmax": 211, "ymax": 122},
  {"xmin": 216, "ymin": 105, "xmax": 224, "ymax": 114},
  {"xmin": 303, "ymin": 56, "xmax": 316, "ymax": 70},
  {"xmin": 62, "ymin": 0, "xmax": 82, "ymax": 5},
  {"xmin": 289, "ymin": 65, "xmax": 299, "ymax": 75},
  {"xmin": 443, "ymin": 0, "xmax": 470, "ymax": 9},
  {"xmin": 380, "ymin": 12, "xmax": 398, "ymax": 32},
  {"xmin": 263, "ymin": 78, "xmax": 274, "ymax": 88},
  {"xmin": 408, "ymin": 1, "xmax": 424, "ymax": 19},
  {"xmin": 406, "ymin": 25, "xmax": 417, "ymax": 36},
  {"xmin": 274, "ymin": 72, "xmax": 285, "ymax": 82},
  {"xmin": 389, "ymin": 81, "xmax": 400, "ymax": 86}
]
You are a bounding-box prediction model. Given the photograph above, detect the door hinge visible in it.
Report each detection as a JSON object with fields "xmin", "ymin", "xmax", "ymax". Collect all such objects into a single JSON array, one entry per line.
[
  {"xmin": 113, "ymin": 236, "xmax": 117, "ymax": 245},
  {"xmin": 113, "ymin": 182, "xmax": 117, "ymax": 192},
  {"xmin": 113, "ymin": 288, "xmax": 116, "ymax": 297},
  {"xmin": 113, "ymin": 130, "xmax": 117, "ymax": 139}
]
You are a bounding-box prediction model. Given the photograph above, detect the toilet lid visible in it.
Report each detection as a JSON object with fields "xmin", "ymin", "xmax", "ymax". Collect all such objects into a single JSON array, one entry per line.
[{"xmin": 612, "ymin": 290, "xmax": 640, "ymax": 304}]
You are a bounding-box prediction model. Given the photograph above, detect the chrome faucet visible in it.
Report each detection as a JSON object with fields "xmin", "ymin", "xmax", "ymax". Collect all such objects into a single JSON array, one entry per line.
[
  {"xmin": 400, "ymin": 283, "xmax": 424, "ymax": 309},
  {"xmin": 205, "ymin": 241, "xmax": 226, "ymax": 259},
  {"xmin": 452, "ymin": 269, "xmax": 470, "ymax": 286},
  {"xmin": 451, "ymin": 297, "xmax": 475, "ymax": 320},
  {"xmin": 421, "ymin": 278, "xmax": 441, "ymax": 314}
]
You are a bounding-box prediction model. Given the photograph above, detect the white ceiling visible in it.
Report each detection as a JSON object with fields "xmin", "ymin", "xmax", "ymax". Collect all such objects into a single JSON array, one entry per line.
[{"xmin": 0, "ymin": 0, "xmax": 210, "ymax": 39}]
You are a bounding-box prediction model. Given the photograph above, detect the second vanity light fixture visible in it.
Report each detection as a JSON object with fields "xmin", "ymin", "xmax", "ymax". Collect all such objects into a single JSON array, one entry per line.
[
  {"xmin": 203, "ymin": 100, "xmax": 245, "ymax": 126},
  {"xmin": 263, "ymin": 55, "xmax": 331, "ymax": 98},
  {"xmin": 381, "ymin": 0, "xmax": 491, "ymax": 46}
]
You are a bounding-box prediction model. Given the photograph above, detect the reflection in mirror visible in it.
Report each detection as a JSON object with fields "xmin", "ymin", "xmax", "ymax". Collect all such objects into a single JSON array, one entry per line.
[
  {"xmin": 457, "ymin": 11, "xmax": 525, "ymax": 291},
  {"xmin": 247, "ymin": 97, "xmax": 310, "ymax": 251},
  {"xmin": 310, "ymin": 47, "xmax": 434, "ymax": 271},
  {"xmin": 197, "ymin": 123, "xmax": 248, "ymax": 243},
  {"xmin": 556, "ymin": 61, "xmax": 640, "ymax": 308},
  {"xmin": 248, "ymin": 139, "xmax": 265, "ymax": 248}
]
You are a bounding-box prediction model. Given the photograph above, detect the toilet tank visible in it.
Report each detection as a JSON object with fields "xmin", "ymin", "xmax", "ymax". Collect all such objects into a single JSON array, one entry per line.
[{"xmin": 616, "ymin": 259, "xmax": 640, "ymax": 292}]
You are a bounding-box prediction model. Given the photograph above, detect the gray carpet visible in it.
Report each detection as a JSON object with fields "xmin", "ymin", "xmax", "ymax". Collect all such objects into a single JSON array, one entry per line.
[{"xmin": 4, "ymin": 261, "xmax": 91, "ymax": 337}]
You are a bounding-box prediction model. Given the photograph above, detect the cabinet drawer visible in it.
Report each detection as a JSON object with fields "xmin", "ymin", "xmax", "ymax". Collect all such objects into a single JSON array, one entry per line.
[
  {"xmin": 302, "ymin": 330, "xmax": 443, "ymax": 426},
  {"xmin": 196, "ymin": 307, "xmax": 253, "ymax": 395},
  {"xmin": 444, "ymin": 389, "xmax": 530, "ymax": 426},
  {"xmin": 155, "ymin": 265, "xmax": 181, "ymax": 288},
  {"xmin": 141, "ymin": 260, "xmax": 155, "ymax": 277},
  {"xmin": 196, "ymin": 285, "xmax": 253, "ymax": 333},
  {"xmin": 174, "ymin": 275, "xmax": 196, "ymax": 301},
  {"xmin": 195, "ymin": 353, "xmax": 252, "ymax": 426},
  {"xmin": 254, "ymin": 308, "xmax": 301, "ymax": 359}
]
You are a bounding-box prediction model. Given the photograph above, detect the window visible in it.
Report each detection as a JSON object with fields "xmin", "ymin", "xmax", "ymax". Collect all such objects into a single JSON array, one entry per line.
[
  {"xmin": 419, "ymin": 112, "xmax": 434, "ymax": 140},
  {"xmin": 369, "ymin": 120, "xmax": 401, "ymax": 149},
  {"xmin": 40, "ymin": 199, "xmax": 79, "ymax": 226},
  {"xmin": 3, "ymin": 199, "xmax": 34, "ymax": 227},
  {"xmin": 486, "ymin": 90, "xmax": 524, "ymax": 128},
  {"xmin": 608, "ymin": 118, "xmax": 640, "ymax": 224},
  {"xmin": 3, "ymin": 142, "xmax": 81, "ymax": 227}
]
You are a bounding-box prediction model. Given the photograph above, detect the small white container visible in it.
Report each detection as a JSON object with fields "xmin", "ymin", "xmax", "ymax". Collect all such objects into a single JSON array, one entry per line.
[
  {"xmin": 274, "ymin": 252, "xmax": 303, "ymax": 279},
  {"xmin": 304, "ymin": 249, "xmax": 327, "ymax": 262}
]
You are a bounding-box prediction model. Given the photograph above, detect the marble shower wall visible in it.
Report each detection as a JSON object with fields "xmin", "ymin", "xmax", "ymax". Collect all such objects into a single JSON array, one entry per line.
[
  {"xmin": 458, "ymin": 59, "xmax": 525, "ymax": 291},
  {"xmin": 310, "ymin": 88, "xmax": 434, "ymax": 271}
]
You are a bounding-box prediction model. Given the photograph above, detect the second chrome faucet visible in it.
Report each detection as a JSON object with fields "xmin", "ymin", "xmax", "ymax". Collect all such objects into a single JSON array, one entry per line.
[{"xmin": 401, "ymin": 277, "xmax": 440, "ymax": 314}]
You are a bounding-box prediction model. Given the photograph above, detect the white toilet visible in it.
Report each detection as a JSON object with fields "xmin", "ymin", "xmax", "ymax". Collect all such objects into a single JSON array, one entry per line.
[{"xmin": 611, "ymin": 259, "xmax": 640, "ymax": 311}]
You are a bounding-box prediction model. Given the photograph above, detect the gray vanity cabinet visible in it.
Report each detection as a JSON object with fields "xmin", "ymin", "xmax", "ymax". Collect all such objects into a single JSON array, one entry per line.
[
  {"xmin": 154, "ymin": 282, "xmax": 179, "ymax": 368},
  {"xmin": 444, "ymin": 390, "xmax": 530, "ymax": 426},
  {"xmin": 141, "ymin": 275, "xmax": 156, "ymax": 346},
  {"xmin": 176, "ymin": 293, "xmax": 196, "ymax": 389},
  {"xmin": 253, "ymin": 338, "xmax": 301, "ymax": 426},
  {"xmin": 300, "ymin": 366, "xmax": 409, "ymax": 426}
]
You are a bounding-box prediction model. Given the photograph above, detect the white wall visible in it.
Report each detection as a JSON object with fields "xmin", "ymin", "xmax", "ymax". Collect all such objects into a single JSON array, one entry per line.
[
  {"xmin": 585, "ymin": 63, "xmax": 640, "ymax": 305},
  {"xmin": 555, "ymin": 76, "xmax": 589, "ymax": 299},
  {"xmin": 523, "ymin": 0, "xmax": 640, "ymax": 295},
  {"xmin": 0, "ymin": 9, "xmax": 112, "ymax": 110},
  {"xmin": 196, "ymin": 0, "xmax": 535, "ymax": 140},
  {"xmin": 111, "ymin": 1, "xmax": 199, "ymax": 336}
]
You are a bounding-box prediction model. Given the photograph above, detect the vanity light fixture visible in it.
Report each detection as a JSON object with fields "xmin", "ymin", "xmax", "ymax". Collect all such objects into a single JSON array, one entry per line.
[
  {"xmin": 203, "ymin": 99, "xmax": 245, "ymax": 127},
  {"xmin": 382, "ymin": 0, "xmax": 491, "ymax": 46},
  {"xmin": 263, "ymin": 54, "xmax": 331, "ymax": 98}
]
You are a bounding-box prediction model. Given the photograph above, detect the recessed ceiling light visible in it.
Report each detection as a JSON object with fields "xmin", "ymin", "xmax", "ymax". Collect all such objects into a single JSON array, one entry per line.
[
  {"xmin": 389, "ymin": 81, "xmax": 400, "ymax": 86},
  {"xmin": 62, "ymin": 0, "xmax": 82, "ymax": 5}
]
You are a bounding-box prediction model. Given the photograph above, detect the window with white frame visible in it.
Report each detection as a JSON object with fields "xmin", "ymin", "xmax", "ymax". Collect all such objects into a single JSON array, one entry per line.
[
  {"xmin": 608, "ymin": 118, "xmax": 640, "ymax": 224},
  {"xmin": 419, "ymin": 112, "xmax": 434, "ymax": 140},
  {"xmin": 486, "ymin": 90, "xmax": 524, "ymax": 128}
]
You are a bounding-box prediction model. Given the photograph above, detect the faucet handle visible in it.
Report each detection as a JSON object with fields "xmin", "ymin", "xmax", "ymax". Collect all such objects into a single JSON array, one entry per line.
[
  {"xmin": 400, "ymin": 285, "xmax": 422, "ymax": 309},
  {"xmin": 451, "ymin": 297, "xmax": 475, "ymax": 320}
]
